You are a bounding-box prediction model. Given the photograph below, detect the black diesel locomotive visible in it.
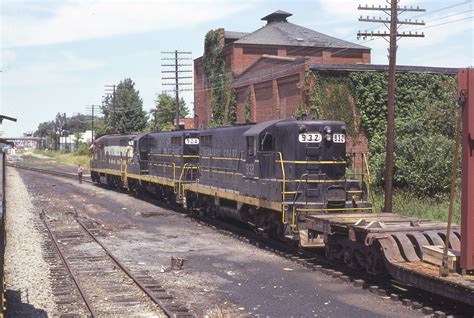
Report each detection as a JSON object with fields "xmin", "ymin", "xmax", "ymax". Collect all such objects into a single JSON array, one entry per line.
[{"xmin": 90, "ymin": 118, "xmax": 370, "ymax": 246}]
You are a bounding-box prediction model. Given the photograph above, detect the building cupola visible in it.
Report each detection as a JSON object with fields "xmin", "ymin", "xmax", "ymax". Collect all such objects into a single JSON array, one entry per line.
[{"xmin": 261, "ymin": 10, "xmax": 292, "ymax": 24}]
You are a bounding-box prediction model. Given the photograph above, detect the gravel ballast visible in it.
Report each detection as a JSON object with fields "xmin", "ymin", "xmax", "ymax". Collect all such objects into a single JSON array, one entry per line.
[{"xmin": 4, "ymin": 167, "xmax": 56, "ymax": 316}]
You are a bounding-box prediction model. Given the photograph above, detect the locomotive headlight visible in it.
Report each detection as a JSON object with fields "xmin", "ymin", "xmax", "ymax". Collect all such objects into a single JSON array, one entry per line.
[
  {"xmin": 298, "ymin": 125, "xmax": 307, "ymax": 133},
  {"xmin": 341, "ymin": 125, "xmax": 346, "ymax": 134},
  {"xmin": 324, "ymin": 126, "xmax": 332, "ymax": 142}
]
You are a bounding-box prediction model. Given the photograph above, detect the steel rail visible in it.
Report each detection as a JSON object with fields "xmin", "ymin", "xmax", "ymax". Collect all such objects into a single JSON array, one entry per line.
[
  {"xmin": 75, "ymin": 218, "xmax": 178, "ymax": 318},
  {"xmin": 41, "ymin": 214, "xmax": 97, "ymax": 317},
  {"xmin": 7, "ymin": 163, "xmax": 92, "ymax": 183}
]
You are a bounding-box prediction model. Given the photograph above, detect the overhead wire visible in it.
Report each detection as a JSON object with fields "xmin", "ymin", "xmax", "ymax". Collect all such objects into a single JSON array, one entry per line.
[{"xmin": 407, "ymin": 15, "xmax": 473, "ymax": 32}]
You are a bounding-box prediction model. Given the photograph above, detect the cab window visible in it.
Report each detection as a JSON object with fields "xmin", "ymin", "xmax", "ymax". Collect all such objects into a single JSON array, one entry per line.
[
  {"xmin": 247, "ymin": 136, "xmax": 255, "ymax": 156},
  {"xmin": 260, "ymin": 132, "xmax": 273, "ymax": 151}
]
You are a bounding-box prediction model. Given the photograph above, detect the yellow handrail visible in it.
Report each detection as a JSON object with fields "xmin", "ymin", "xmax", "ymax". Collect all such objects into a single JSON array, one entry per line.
[
  {"xmin": 172, "ymin": 162, "xmax": 177, "ymax": 192},
  {"xmin": 362, "ymin": 153, "xmax": 374, "ymax": 208},
  {"xmin": 277, "ymin": 152, "xmax": 288, "ymax": 225},
  {"xmin": 177, "ymin": 163, "xmax": 189, "ymax": 198}
]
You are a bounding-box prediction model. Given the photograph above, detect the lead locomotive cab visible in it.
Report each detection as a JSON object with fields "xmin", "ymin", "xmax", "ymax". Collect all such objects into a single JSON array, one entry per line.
[
  {"xmin": 242, "ymin": 119, "xmax": 349, "ymax": 209},
  {"xmin": 292, "ymin": 120, "xmax": 348, "ymax": 208}
]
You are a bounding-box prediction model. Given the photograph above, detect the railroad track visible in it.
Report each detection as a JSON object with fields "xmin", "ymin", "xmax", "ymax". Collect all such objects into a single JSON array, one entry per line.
[
  {"xmin": 6, "ymin": 163, "xmax": 93, "ymax": 184},
  {"xmin": 41, "ymin": 210, "xmax": 191, "ymax": 317},
  {"xmin": 14, "ymin": 164, "xmax": 474, "ymax": 317}
]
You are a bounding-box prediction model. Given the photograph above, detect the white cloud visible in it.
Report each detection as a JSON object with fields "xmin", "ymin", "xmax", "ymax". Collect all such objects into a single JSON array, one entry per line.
[
  {"xmin": 2, "ymin": 0, "xmax": 251, "ymax": 48},
  {"xmin": 1, "ymin": 49, "xmax": 17, "ymax": 71}
]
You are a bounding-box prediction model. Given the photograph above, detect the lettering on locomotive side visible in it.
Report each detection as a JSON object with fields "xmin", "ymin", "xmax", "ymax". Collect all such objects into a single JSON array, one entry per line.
[{"xmin": 104, "ymin": 145, "xmax": 133, "ymax": 157}]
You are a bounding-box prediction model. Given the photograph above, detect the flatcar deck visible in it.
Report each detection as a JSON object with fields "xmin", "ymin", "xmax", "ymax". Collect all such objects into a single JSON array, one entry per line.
[{"xmin": 305, "ymin": 212, "xmax": 474, "ymax": 306}]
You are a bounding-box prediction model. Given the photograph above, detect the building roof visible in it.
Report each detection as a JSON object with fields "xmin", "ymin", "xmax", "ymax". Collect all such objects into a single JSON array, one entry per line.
[
  {"xmin": 224, "ymin": 31, "xmax": 249, "ymax": 40},
  {"xmin": 309, "ymin": 63, "xmax": 458, "ymax": 74},
  {"xmin": 234, "ymin": 10, "xmax": 369, "ymax": 50}
]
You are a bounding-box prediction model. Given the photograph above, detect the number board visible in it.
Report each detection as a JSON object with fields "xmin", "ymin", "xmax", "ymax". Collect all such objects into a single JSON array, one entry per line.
[
  {"xmin": 185, "ymin": 138, "xmax": 199, "ymax": 145},
  {"xmin": 299, "ymin": 133, "xmax": 322, "ymax": 143},
  {"xmin": 333, "ymin": 134, "xmax": 346, "ymax": 143}
]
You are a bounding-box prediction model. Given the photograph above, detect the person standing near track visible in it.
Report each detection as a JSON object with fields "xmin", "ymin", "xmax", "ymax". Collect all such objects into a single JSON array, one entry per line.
[{"xmin": 77, "ymin": 164, "xmax": 84, "ymax": 184}]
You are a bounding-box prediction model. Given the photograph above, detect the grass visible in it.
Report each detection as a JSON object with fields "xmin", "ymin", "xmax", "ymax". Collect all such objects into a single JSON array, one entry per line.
[
  {"xmin": 32, "ymin": 150, "xmax": 90, "ymax": 169},
  {"xmin": 371, "ymin": 189, "xmax": 461, "ymax": 224}
]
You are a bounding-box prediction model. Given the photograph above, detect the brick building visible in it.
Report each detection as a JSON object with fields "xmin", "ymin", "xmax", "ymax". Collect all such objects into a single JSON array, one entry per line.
[{"xmin": 193, "ymin": 10, "xmax": 371, "ymax": 128}]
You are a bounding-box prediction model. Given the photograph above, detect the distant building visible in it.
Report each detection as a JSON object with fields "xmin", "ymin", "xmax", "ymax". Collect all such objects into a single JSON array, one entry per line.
[
  {"xmin": 194, "ymin": 10, "xmax": 371, "ymax": 128},
  {"xmin": 59, "ymin": 130, "xmax": 93, "ymax": 152},
  {"xmin": 173, "ymin": 118, "xmax": 196, "ymax": 130}
]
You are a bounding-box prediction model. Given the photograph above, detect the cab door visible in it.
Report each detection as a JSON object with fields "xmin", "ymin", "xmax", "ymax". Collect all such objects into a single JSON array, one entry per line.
[
  {"xmin": 257, "ymin": 131, "xmax": 276, "ymax": 200},
  {"xmin": 244, "ymin": 136, "xmax": 257, "ymax": 179},
  {"xmin": 242, "ymin": 135, "xmax": 258, "ymax": 196}
]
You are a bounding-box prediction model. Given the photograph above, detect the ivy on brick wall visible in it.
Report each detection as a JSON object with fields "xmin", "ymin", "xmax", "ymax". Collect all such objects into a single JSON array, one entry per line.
[
  {"xmin": 203, "ymin": 29, "xmax": 237, "ymax": 127},
  {"xmin": 302, "ymin": 71, "xmax": 359, "ymax": 137},
  {"xmin": 351, "ymin": 72, "xmax": 458, "ymax": 198},
  {"xmin": 305, "ymin": 70, "xmax": 458, "ymax": 198}
]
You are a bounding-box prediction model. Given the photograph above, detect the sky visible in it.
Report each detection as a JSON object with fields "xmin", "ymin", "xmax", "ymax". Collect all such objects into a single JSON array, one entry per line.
[{"xmin": 1, "ymin": 0, "xmax": 473, "ymax": 137}]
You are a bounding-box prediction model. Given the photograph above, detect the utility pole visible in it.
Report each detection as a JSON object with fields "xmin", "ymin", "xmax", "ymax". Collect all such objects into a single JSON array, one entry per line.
[
  {"xmin": 161, "ymin": 50, "xmax": 192, "ymax": 130},
  {"xmin": 357, "ymin": 1, "xmax": 425, "ymax": 213},
  {"xmin": 105, "ymin": 85, "xmax": 117, "ymax": 133},
  {"xmin": 86, "ymin": 104, "xmax": 100, "ymax": 141}
]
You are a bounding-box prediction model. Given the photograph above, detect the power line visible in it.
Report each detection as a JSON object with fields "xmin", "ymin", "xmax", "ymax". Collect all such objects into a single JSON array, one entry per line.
[
  {"xmin": 161, "ymin": 50, "xmax": 193, "ymax": 130},
  {"xmin": 407, "ymin": 15, "xmax": 473, "ymax": 32},
  {"xmin": 410, "ymin": 0, "xmax": 471, "ymax": 19},
  {"xmin": 86, "ymin": 104, "xmax": 100, "ymax": 141},
  {"xmin": 104, "ymin": 84, "xmax": 117, "ymax": 133}
]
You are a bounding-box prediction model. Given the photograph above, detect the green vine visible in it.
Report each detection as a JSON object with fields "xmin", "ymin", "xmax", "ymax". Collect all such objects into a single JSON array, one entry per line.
[
  {"xmin": 349, "ymin": 72, "xmax": 458, "ymax": 198},
  {"xmin": 304, "ymin": 70, "xmax": 457, "ymax": 198},
  {"xmin": 302, "ymin": 71, "xmax": 358, "ymax": 136},
  {"xmin": 203, "ymin": 29, "xmax": 237, "ymax": 126},
  {"xmin": 244, "ymin": 87, "xmax": 252, "ymax": 123}
]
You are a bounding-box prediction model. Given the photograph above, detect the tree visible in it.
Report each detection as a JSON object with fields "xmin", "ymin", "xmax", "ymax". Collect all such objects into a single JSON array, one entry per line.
[
  {"xmin": 150, "ymin": 93, "xmax": 189, "ymax": 131},
  {"xmin": 65, "ymin": 113, "xmax": 90, "ymax": 134},
  {"xmin": 34, "ymin": 120, "xmax": 55, "ymax": 149},
  {"xmin": 34, "ymin": 120, "xmax": 54, "ymax": 138},
  {"xmin": 101, "ymin": 78, "xmax": 148, "ymax": 134}
]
